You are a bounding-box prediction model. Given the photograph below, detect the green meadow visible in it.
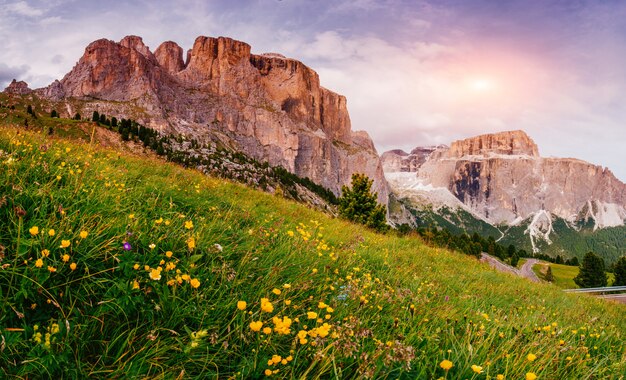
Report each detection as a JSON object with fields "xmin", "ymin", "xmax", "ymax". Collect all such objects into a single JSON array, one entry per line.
[{"xmin": 0, "ymin": 105, "xmax": 624, "ymax": 378}]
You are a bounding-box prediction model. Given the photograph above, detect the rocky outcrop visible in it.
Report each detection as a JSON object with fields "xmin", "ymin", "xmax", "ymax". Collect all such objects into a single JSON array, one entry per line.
[
  {"xmin": 3, "ymin": 79, "xmax": 31, "ymax": 95},
  {"xmin": 155, "ymin": 41, "xmax": 185, "ymax": 74},
  {"xmin": 38, "ymin": 35, "xmax": 388, "ymax": 203},
  {"xmin": 384, "ymin": 130, "xmax": 626, "ymax": 228},
  {"xmin": 381, "ymin": 145, "xmax": 445, "ymax": 172},
  {"xmin": 448, "ymin": 130, "xmax": 539, "ymax": 158}
]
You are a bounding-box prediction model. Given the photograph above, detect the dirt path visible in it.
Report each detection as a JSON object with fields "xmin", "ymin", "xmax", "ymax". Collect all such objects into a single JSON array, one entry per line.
[{"xmin": 480, "ymin": 254, "xmax": 540, "ymax": 282}]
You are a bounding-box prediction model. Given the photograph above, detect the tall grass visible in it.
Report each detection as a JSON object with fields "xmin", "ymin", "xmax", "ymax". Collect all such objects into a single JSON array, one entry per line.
[{"xmin": 0, "ymin": 125, "xmax": 624, "ymax": 379}]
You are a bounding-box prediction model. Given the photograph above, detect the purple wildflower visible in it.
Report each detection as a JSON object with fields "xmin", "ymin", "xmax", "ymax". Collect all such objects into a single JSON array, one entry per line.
[{"xmin": 123, "ymin": 242, "xmax": 132, "ymax": 251}]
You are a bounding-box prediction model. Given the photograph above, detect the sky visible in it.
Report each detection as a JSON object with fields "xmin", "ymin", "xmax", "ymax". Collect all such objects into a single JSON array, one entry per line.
[{"xmin": 1, "ymin": 0, "xmax": 625, "ymax": 181}]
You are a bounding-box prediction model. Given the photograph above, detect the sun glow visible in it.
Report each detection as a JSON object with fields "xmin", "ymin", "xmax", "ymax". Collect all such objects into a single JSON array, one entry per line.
[{"xmin": 468, "ymin": 78, "xmax": 495, "ymax": 92}]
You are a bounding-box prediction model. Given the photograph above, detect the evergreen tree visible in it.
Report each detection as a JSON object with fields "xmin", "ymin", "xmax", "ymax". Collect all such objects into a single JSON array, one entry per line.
[
  {"xmin": 573, "ymin": 252, "xmax": 608, "ymax": 288},
  {"xmin": 507, "ymin": 244, "xmax": 516, "ymax": 258},
  {"xmin": 545, "ymin": 266, "xmax": 554, "ymax": 282},
  {"xmin": 99, "ymin": 114, "xmax": 106, "ymax": 124},
  {"xmin": 74, "ymin": 113, "xmax": 81, "ymax": 120},
  {"xmin": 338, "ymin": 173, "xmax": 387, "ymax": 232},
  {"xmin": 612, "ymin": 256, "xmax": 626, "ymax": 286},
  {"xmin": 92, "ymin": 111, "xmax": 100, "ymax": 122},
  {"xmin": 111, "ymin": 117, "xmax": 118, "ymax": 127},
  {"xmin": 50, "ymin": 110, "xmax": 58, "ymax": 118},
  {"xmin": 510, "ymin": 253, "xmax": 519, "ymax": 267},
  {"xmin": 26, "ymin": 104, "xmax": 33, "ymax": 115}
]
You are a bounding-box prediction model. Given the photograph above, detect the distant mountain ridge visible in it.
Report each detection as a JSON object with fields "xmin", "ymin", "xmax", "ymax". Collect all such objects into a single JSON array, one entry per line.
[
  {"xmin": 383, "ymin": 130, "xmax": 626, "ymax": 262},
  {"xmin": 20, "ymin": 35, "xmax": 388, "ymax": 203}
]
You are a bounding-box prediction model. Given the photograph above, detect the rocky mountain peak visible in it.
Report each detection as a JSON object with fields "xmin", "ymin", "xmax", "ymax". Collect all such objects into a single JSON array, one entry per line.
[
  {"xmin": 4, "ymin": 79, "xmax": 31, "ymax": 95},
  {"xmin": 119, "ymin": 35, "xmax": 156, "ymax": 62},
  {"xmin": 448, "ymin": 130, "xmax": 539, "ymax": 158},
  {"xmin": 35, "ymin": 34, "xmax": 388, "ymax": 204},
  {"xmin": 155, "ymin": 41, "xmax": 185, "ymax": 74}
]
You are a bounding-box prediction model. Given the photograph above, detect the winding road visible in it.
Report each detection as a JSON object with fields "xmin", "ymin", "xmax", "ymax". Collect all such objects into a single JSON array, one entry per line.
[
  {"xmin": 519, "ymin": 258, "xmax": 541, "ymax": 282},
  {"xmin": 480, "ymin": 254, "xmax": 540, "ymax": 282}
]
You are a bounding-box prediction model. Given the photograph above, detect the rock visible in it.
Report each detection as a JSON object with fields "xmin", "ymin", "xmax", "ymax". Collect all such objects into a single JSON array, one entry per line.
[
  {"xmin": 119, "ymin": 35, "xmax": 156, "ymax": 62},
  {"xmin": 37, "ymin": 80, "xmax": 65, "ymax": 100},
  {"xmin": 386, "ymin": 130, "xmax": 626, "ymax": 227},
  {"xmin": 448, "ymin": 130, "xmax": 539, "ymax": 158},
  {"xmin": 155, "ymin": 41, "xmax": 185, "ymax": 74},
  {"xmin": 39, "ymin": 35, "xmax": 388, "ymax": 204},
  {"xmin": 381, "ymin": 145, "xmax": 445, "ymax": 172},
  {"xmin": 3, "ymin": 79, "xmax": 31, "ymax": 95}
]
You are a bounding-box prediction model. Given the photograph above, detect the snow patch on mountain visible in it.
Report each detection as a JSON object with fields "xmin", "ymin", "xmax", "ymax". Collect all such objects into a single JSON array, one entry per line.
[
  {"xmin": 385, "ymin": 172, "xmax": 491, "ymax": 223},
  {"xmin": 581, "ymin": 200, "xmax": 626, "ymax": 230},
  {"xmin": 524, "ymin": 210, "xmax": 553, "ymax": 253}
]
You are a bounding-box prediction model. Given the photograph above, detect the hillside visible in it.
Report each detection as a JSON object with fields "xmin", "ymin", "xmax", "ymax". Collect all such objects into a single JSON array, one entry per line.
[{"xmin": 0, "ymin": 120, "xmax": 625, "ymax": 378}]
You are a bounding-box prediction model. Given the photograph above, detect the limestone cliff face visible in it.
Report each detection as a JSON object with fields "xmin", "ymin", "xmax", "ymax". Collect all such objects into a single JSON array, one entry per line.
[
  {"xmin": 448, "ymin": 130, "xmax": 539, "ymax": 158},
  {"xmin": 381, "ymin": 146, "xmax": 445, "ymax": 173},
  {"xmin": 383, "ymin": 131, "xmax": 626, "ymax": 228},
  {"xmin": 38, "ymin": 35, "xmax": 388, "ymax": 203}
]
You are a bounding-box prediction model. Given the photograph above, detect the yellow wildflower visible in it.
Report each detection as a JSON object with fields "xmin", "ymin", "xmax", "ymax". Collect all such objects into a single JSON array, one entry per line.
[
  {"xmin": 149, "ymin": 268, "xmax": 162, "ymax": 281},
  {"xmin": 61, "ymin": 254, "xmax": 70, "ymax": 262},
  {"xmin": 471, "ymin": 365, "xmax": 483, "ymax": 374},
  {"xmin": 48, "ymin": 229, "xmax": 55, "ymax": 236},
  {"xmin": 79, "ymin": 230, "xmax": 88, "ymax": 239},
  {"xmin": 165, "ymin": 251, "xmax": 173, "ymax": 258},
  {"xmin": 60, "ymin": 240, "xmax": 70, "ymax": 248},
  {"xmin": 249, "ymin": 321, "xmax": 263, "ymax": 332},
  {"xmin": 190, "ymin": 278, "xmax": 200, "ymax": 288},
  {"xmin": 272, "ymin": 288, "xmax": 281, "ymax": 295},
  {"xmin": 41, "ymin": 249, "xmax": 50, "ymax": 257},
  {"xmin": 263, "ymin": 327, "xmax": 272, "ymax": 335},
  {"xmin": 307, "ymin": 311, "xmax": 318, "ymax": 319},
  {"xmin": 35, "ymin": 258, "xmax": 44, "ymax": 268},
  {"xmin": 261, "ymin": 298, "xmax": 274, "ymax": 313},
  {"xmin": 184, "ymin": 220, "xmax": 194, "ymax": 229},
  {"xmin": 526, "ymin": 373, "xmax": 537, "ymax": 380},
  {"xmin": 69, "ymin": 262, "xmax": 77, "ymax": 271},
  {"xmin": 187, "ymin": 237, "xmax": 196, "ymax": 249},
  {"xmin": 318, "ymin": 301, "xmax": 328, "ymax": 309},
  {"xmin": 527, "ymin": 353, "xmax": 537, "ymax": 362},
  {"xmin": 47, "ymin": 266, "xmax": 57, "ymax": 273},
  {"xmin": 237, "ymin": 301, "xmax": 247, "ymax": 310},
  {"xmin": 132, "ymin": 280, "xmax": 140, "ymax": 289},
  {"xmin": 29, "ymin": 226, "xmax": 39, "ymax": 236}
]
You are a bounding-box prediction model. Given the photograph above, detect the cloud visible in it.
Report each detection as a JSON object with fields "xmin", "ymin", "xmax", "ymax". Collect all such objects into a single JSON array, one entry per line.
[
  {"xmin": 0, "ymin": 63, "xmax": 30, "ymax": 89},
  {"xmin": 0, "ymin": 0, "xmax": 623, "ymax": 180},
  {"xmin": 6, "ymin": 1, "xmax": 43, "ymax": 17}
]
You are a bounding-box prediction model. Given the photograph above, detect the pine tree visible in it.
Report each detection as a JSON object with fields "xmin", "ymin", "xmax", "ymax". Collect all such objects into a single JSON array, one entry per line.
[
  {"xmin": 573, "ymin": 252, "xmax": 608, "ymax": 288},
  {"xmin": 545, "ymin": 266, "xmax": 554, "ymax": 282},
  {"xmin": 50, "ymin": 110, "xmax": 58, "ymax": 118},
  {"xmin": 26, "ymin": 104, "xmax": 33, "ymax": 115},
  {"xmin": 92, "ymin": 111, "xmax": 100, "ymax": 122},
  {"xmin": 338, "ymin": 173, "xmax": 387, "ymax": 232},
  {"xmin": 612, "ymin": 256, "xmax": 626, "ymax": 286},
  {"xmin": 510, "ymin": 253, "xmax": 519, "ymax": 267},
  {"xmin": 74, "ymin": 113, "xmax": 81, "ymax": 120}
]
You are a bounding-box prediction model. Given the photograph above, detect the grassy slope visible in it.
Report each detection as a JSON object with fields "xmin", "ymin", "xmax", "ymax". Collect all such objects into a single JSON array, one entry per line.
[
  {"xmin": 0, "ymin": 122, "xmax": 625, "ymax": 378},
  {"xmin": 533, "ymin": 263, "xmax": 616, "ymax": 289}
]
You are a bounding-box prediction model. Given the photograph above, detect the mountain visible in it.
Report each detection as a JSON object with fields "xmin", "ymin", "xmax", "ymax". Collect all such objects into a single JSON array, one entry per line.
[
  {"xmin": 383, "ymin": 130, "xmax": 626, "ymax": 262},
  {"xmin": 31, "ymin": 35, "xmax": 388, "ymax": 203}
]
